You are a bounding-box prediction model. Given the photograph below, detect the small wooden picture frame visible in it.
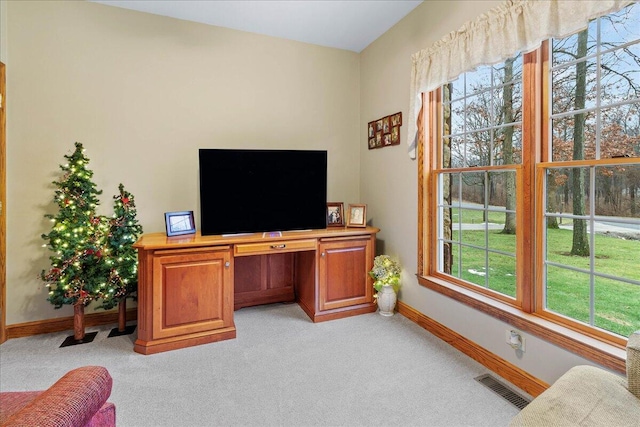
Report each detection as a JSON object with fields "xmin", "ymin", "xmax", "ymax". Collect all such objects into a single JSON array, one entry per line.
[
  {"xmin": 165, "ymin": 211, "xmax": 196, "ymax": 236},
  {"xmin": 391, "ymin": 126, "xmax": 400, "ymax": 144},
  {"xmin": 347, "ymin": 204, "xmax": 367, "ymax": 228},
  {"xmin": 327, "ymin": 202, "xmax": 344, "ymax": 227},
  {"xmin": 382, "ymin": 116, "xmax": 391, "ymax": 134},
  {"xmin": 368, "ymin": 122, "xmax": 375, "ymax": 138}
]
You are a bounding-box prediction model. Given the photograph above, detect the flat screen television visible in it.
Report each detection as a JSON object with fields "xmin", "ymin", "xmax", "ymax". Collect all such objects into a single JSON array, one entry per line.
[{"xmin": 199, "ymin": 149, "xmax": 328, "ymax": 235}]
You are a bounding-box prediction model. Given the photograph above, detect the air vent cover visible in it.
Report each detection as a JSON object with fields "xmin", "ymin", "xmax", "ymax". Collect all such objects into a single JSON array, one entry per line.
[{"xmin": 475, "ymin": 374, "xmax": 531, "ymax": 410}]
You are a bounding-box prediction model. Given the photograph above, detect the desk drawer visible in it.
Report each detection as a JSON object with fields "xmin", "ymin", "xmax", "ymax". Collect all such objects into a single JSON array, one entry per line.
[{"xmin": 234, "ymin": 239, "xmax": 317, "ymax": 256}]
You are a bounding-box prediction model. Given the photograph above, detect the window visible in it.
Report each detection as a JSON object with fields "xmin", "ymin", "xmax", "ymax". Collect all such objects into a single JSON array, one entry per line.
[
  {"xmin": 438, "ymin": 54, "xmax": 524, "ymax": 303},
  {"xmin": 420, "ymin": 3, "xmax": 640, "ymax": 355}
]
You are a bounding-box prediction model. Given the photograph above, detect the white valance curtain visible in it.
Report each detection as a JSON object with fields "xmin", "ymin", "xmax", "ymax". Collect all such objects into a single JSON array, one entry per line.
[{"xmin": 407, "ymin": 0, "xmax": 636, "ymax": 159}]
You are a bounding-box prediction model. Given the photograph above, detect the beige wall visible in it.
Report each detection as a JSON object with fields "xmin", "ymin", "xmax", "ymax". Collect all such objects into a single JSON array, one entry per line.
[
  {"xmin": 360, "ymin": 0, "xmax": 597, "ymax": 385},
  {"xmin": 5, "ymin": 1, "xmax": 360, "ymax": 324}
]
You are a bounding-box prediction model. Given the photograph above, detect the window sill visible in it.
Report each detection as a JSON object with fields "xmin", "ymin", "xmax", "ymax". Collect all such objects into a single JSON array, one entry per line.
[{"xmin": 417, "ymin": 274, "xmax": 627, "ymax": 373}]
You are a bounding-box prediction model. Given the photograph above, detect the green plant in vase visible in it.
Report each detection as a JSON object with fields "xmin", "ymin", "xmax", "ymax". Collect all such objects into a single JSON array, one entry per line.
[{"xmin": 369, "ymin": 255, "xmax": 402, "ymax": 293}]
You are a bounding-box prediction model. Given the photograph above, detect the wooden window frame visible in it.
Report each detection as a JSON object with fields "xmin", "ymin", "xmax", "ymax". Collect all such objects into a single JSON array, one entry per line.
[{"xmin": 418, "ymin": 45, "xmax": 629, "ymax": 373}]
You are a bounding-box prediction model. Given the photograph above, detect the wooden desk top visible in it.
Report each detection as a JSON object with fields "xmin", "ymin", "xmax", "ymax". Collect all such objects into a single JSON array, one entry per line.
[{"xmin": 134, "ymin": 226, "xmax": 380, "ymax": 250}]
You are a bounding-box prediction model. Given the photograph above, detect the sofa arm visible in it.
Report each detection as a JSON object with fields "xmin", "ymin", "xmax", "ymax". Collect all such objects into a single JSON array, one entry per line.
[
  {"xmin": 628, "ymin": 330, "xmax": 640, "ymax": 399},
  {"xmin": 2, "ymin": 366, "xmax": 113, "ymax": 427}
]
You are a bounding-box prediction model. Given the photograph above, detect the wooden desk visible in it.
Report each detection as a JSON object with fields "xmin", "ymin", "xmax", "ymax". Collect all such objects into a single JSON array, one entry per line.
[{"xmin": 133, "ymin": 227, "xmax": 379, "ymax": 354}]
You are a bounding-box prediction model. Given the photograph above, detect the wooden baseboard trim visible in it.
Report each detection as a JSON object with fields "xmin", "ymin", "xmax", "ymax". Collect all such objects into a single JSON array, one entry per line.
[
  {"xmin": 6, "ymin": 308, "xmax": 137, "ymax": 339},
  {"xmin": 397, "ymin": 300, "xmax": 549, "ymax": 397}
]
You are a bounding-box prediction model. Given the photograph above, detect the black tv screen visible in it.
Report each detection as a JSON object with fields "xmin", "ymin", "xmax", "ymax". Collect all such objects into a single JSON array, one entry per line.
[{"xmin": 199, "ymin": 149, "xmax": 328, "ymax": 235}]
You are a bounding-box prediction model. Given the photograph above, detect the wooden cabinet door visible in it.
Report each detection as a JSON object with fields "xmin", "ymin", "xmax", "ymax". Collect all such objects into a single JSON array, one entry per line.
[
  {"xmin": 318, "ymin": 237, "xmax": 373, "ymax": 311},
  {"xmin": 152, "ymin": 248, "xmax": 233, "ymax": 340}
]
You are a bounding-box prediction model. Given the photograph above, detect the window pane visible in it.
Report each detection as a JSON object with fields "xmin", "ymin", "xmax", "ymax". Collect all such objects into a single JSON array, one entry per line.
[
  {"xmin": 544, "ymin": 165, "xmax": 593, "ymax": 265},
  {"xmin": 492, "ymin": 83, "xmax": 522, "ymax": 126},
  {"xmin": 545, "ymin": 166, "xmax": 592, "ymax": 216},
  {"xmin": 551, "ymin": 113, "xmax": 597, "ymax": 161},
  {"xmin": 449, "ymin": 242, "xmax": 461, "ymax": 277},
  {"xmin": 466, "ymin": 93, "xmax": 493, "ymax": 132},
  {"xmin": 488, "ymin": 230, "xmax": 516, "ymax": 256},
  {"xmin": 441, "ymin": 168, "xmax": 519, "ymax": 300},
  {"xmin": 487, "ymin": 171, "xmax": 516, "ymax": 213},
  {"xmin": 594, "ymin": 277, "xmax": 640, "ymax": 337},
  {"xmin": 545, "ymin": 168, "xmax": 569, "ymax": 222},
  {"xmin": 487, "ymin": 170, "xmax": 517, "ymax": 250},
  {"xmin": 544, "ymin": 161, "xmax": 640, "ymax": 338},
  {"xmin": 467, "ymin": 65, "xmax": 492, "ymax": 94},
  {"xmin": 439, "ymin": 172, "xmax": 456, "ymax": 205},
  {"xmin": 459, "ymin": 209, "xmax": 487, "ymax": 249},
  {"xmin": 546, "ymin": 227, "xmax": 591, "ymax": 271},
  {"xmin": 460, "ymin": 172, "xmax": 485, "ymax": 204},
  {"xmin": 600, "ymin": 103, "xmax": 640, "ymax": 159},
  {"xmin": 600, "ymin": 46, "xmax": 640, "ymax": 107},
  {"xmin": 450, "ymin": 174, "xmax": 461, "ymax": 204},
  {"xmin": 450, "ymin": 99, "xmax": 465, "ymax": 135},
  {"xmin": 600, "ymin": 3, "xmax": 640, "ymax": 49},
  {"xmin": 594, "ymin": 164, "xmax": 640, "ymax": 217},
  {"xmin": 458, "ymin": 246, "xmax": 487, "ymax": 287},
  {"xmin": 488, "ymin": 253, "xmax": 516, "ymax": 298},
  {"xmin": 552, "ymin": 22, "xmax": 597, "ymax": 68},
  {"xmin": 450, "ymin": 136, "xmax": 465, "ymax": 168},
  {"xmin": 493, "ymin": 53, "xmax": 523, "ymax": 85},
  {"xmin": 546, "ymin": 266, "xmax": 591, "ymax": 323},
  {"xmin": 593, "ymin": 232, "xmax": 640, "ymax": 277},
  {"xmin": 551, "ymin": 58, "xmax": 597, "ymax": 115},
  {"xmin": 464, "ymin": 131, "xmax": 492, "ymax": 167},
  {"xmin": 494, "ymin": 125, "xmax": 522, "ymax": 165}
]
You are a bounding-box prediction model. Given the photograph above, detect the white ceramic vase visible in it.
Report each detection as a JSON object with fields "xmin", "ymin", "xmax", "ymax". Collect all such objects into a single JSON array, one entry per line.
[{"xmin": 376, "ymin": 285, "xmax": 397, "ymax": 316}]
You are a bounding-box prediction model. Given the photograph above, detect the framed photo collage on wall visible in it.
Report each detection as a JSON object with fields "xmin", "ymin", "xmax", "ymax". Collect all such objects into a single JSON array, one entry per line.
[{"xmin": 367, "ymin": 112, "xmax": 402, "ymax": 150}]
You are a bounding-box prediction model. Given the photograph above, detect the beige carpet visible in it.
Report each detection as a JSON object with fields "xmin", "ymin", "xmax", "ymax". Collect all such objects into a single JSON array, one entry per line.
[{"xmin": 0, "ymin": 303, "xmax": 522, "ymax": 426}]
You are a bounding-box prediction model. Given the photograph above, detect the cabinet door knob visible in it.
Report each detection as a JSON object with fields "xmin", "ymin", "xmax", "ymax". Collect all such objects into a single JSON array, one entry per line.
[
  {"xmin": 321, "ymin": 252, "xmax": 325, "ymax": 257},
  {"xmin": 225, "ymin": 261, "xmax": 230, "ymax": 268}
]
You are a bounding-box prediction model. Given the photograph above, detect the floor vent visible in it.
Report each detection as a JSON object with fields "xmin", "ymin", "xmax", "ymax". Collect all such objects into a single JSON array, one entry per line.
[{"xmin": 475, "ymin": 374, "xmax": 531, "ymax": 410}]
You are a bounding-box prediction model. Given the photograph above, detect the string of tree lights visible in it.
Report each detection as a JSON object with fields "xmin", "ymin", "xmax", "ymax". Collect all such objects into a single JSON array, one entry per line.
[{"xmin": 40, "ymin": 142, "xmax": 142, "ymax": 344}]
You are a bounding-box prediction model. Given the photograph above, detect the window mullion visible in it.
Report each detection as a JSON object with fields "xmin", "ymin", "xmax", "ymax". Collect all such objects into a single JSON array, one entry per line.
[{"xmin": 519, "ymin": 48, "xmax": 540, "ymax": 313}]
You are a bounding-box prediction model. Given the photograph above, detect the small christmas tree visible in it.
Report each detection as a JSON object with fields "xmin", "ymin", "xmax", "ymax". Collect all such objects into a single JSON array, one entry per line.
[
  {"xmin": 41, "ymin": 142, "xmax": 108, "ymax": 342},
  {"xmin": 99, "ymin": 184, "xmax": 143, "ymax": 334}
]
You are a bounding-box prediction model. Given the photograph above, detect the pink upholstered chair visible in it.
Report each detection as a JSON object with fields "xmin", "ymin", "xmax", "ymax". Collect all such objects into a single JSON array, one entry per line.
[{"xmin": 0, "ymin": 366, "xmax": 115, "ymax": 427}]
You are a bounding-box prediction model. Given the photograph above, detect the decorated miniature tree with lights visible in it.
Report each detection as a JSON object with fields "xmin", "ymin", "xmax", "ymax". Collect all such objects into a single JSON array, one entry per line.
[
  {"xmin": 99, "ymin": 183, "xmax": 142, "ymax": 334},
  {"xmin": 40, "ymin": 142, "xmax": 108, "ymax": 342}
]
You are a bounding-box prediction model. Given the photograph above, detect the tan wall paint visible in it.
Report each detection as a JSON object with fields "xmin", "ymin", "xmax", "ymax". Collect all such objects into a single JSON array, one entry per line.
[
  {"xmin": 359, "ymin": 0, "xmax": 597, "ymax": 385},
  {"xmin": 6, "ymin": 1, "xmax": 360, "ymax": 324}
]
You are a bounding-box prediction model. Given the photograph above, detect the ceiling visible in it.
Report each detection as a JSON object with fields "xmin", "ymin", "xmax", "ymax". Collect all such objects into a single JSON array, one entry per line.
[{"xmin": 89, "ymin": 0, "xmax": 424, "ymax": 52}]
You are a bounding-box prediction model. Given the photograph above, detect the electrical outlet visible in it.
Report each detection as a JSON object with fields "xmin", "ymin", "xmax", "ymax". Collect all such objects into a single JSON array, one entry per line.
[{"xmin": 506, "ymin": 329, "xmax": 526, "ymax": 352}]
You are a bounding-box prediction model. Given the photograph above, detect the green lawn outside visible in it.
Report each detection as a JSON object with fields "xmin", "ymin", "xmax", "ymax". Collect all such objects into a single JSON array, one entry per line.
[{"xmin": 449, "ymin": 225, "xmax": 640, "ymax": 337}]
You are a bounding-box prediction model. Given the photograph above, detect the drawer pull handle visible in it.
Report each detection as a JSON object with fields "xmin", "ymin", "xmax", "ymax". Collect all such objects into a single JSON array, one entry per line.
[{"xmin": 270, "ymin": 244, "xmax": 286, "ymax": 249}]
